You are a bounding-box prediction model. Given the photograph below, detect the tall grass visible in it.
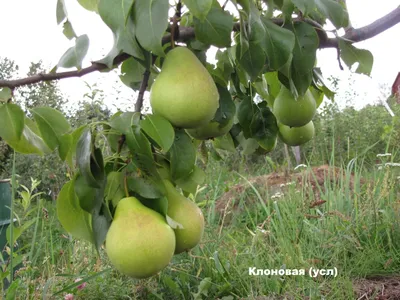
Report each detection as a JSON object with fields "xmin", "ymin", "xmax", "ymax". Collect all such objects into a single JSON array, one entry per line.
[{"xmin": 1, "ymin": 139, "xmax": 400, "ymax": 299}]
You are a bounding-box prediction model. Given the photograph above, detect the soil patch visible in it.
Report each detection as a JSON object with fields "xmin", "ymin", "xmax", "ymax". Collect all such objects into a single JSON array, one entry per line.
[
  {"xmin": 353, "ymin": 276, "xmax": 400, "ymax": 300},
  {"xmin": 215, "ymin": 164, "xmax": 367, "ymax": 217}
]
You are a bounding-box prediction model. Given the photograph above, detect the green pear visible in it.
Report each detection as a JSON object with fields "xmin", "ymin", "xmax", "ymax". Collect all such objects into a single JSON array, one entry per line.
[
  {"xmin": 273, "ymin": 86, "xmax": 316, "ymax": 127},
  {"xmin": 163, "ymin": 180, "xmax": 205, "ymax": 254},
  {"xmin": 150, "ymin": 47, "xmax": 219, "ymax": 129},
  {"xmin": 105, "ymin": 197, "xmax": 175, "ymax": 279},
  {"xmin": 278, "ymin": 121, "xmax": 315, "ymax": 146},
  {"xmin": 186, "ymin": 117, "xmax": 234, "ymax": 140}
]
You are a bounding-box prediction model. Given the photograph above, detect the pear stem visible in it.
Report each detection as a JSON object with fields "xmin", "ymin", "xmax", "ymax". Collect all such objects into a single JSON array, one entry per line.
[{"xmin": 123, "ymin": 175, "xmax": 129, "ymax": 198}]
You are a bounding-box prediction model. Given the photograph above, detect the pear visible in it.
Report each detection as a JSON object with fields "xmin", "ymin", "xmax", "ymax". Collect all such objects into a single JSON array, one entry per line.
[
  {"xmin": 105, "ymin": 197, "xmax": 176, "ymax": 279},
  {"xmin": 278, "ymin": 121, "xmax": 315, "ymax": 146},
  {"xmin": 186, "ymin": 117, "xmax": 234, "ymax": 140},
  {"xmin": 273, "ymin": 86, "xmax": 316, "ymax": 127},
  {"xmin": 150, "ymin": 47, "xmax": 219, "ymax": 129},
  {"xmin": 163, "ymin": 180, "xmax": 205, "ymax": 254}
]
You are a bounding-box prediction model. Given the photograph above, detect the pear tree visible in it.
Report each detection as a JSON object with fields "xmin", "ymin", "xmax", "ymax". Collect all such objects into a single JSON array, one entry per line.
[{"xmin": 0, "ymin": 0, "xmax": 399, "ymax": 278}]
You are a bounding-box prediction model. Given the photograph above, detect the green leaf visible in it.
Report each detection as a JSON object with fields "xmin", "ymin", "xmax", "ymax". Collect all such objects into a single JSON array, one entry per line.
[
  {"xmin": 212, "ymin": 85, "xmax": 236, "ymax": 128},
  {"xmin": 109, "ymin": 111, "xmax": 140, "ymax": 133},
  {"xmin": 6, "ymin": 218, "xmax": 36, "ymax": 245},
  {"xmin": 193, "ymin": 7, "xmax": 234, "ymax": 48},
  {"xmin": 0, "ymin": 87, "xmax": 12, "ymax": 102},
  {"xmin": 339, "ymin": 40, "xmax": 373, "ymax": 76},
  {"xmin": 236, "ymin": 132, "xmax": 259, "ymax": 155},
  {"xmin": 210, "ymin": 50, "xmax": 234, "ymax": 86},
  {"xmin": 128, "ymin": 176, "xmax": 164, "ymax": 199},
  {"xmin": 7, "ymin": 118, "xmax": 51, "ymax": 155},
  {"xmin": 236, "ymin": 41, "xmax": 266, "ymax": 79},
  {"xmin": 183, "ymin": 0, "xmax": 213, "ymax": 21},
  {"xmin": 213, "ymin": 132, "xmax": 236, "ymax": 152},
  {"xmin": 120, "ymin": 57, "xmax": 156, "ymax": 90},
  {"xmin": 312, "ymin": 68, "xmax": 335, "ymax": 101},
  {"xmin": 315, "ymin": 0, "xmax": 347, "ymax": 28},
  {"xmin": 74, "ymin": 173, "xmax": 97, "ymax": 213},
  {"xmin": 237, "ymin": 96, "xmax": 278, "ymax": 149},
  {"xmin": 58, "ymin": 133, "xmax": 72, "ymax": 161},
  {"xmin": 249, "ymin": 102, "xmax": 278, "ymax": 149},
  {"xmin": 237, "ymin": 96, "xmax": 255, "ymax": 139},
  {"xmin": 127, "ymin": 132, "xmax": 158, "ymax": 178},
  {"xmin": 309, "ymin": 85, "xmax": 325, "ymax": 108},
  {"xmin": 76, "ymin": 129, "xmax": 105, "ymax": 188},
  {"xmin": 31, "ymin": 107, "xmax": 71, "ymax": 151},
  {"xmin": 175, "ymin": 166, "xmax": 206, "ymax": 194},
  {"xmin": 140, "ymin": 114, "xmax": 175, "ymax": 152},
  {"xmin": 92, "ymin": 200, "xmax": 111, "ymax": 251},
  {"xmin": 140, "ymin": 196, "xmax": 168, "ymax": 218},
  {"xmin": 169, "ymin": 129, "xmax": 196, "ymax": 181},
  {"xmin": 0, "ymin": 103, "xmax": 24, "ymax": 144},
  {"xmin": 278, "ymin": 0, "xmax": 295, "ymax": 21},
  {"xmin": 65, "ymin": 125, "xmax": 86, "ymax": 169},
  {"xmin": 57, "ymin": 34, "xmax": 89, "ymax": 70},
  {"xmin": 261, "ymin": 19, "xmax": 295, "ymax": 70},
  {"xmin": 5, "ymin": 279, "xmax": 21, "ymax": 300},
  {"xmin": 133, "ymin": 0, "xmax": 169, "ymax": 57},
  {"xmin": 77, "ymin": 0, "xmax": 99, "ymax": 12},
  {"xmin": 289, "ymin": 22, "xmax": 319, "ymax": 96},
  {"xmin": 56, "ymin": 0, "xmax": 68, "ymax": 24},
  {"xmin": 0, "ymin": 107, "xmax": 52, "ymax": 155},
  {"xmin": 98, "ymin": 0, "xmax": 143, "ymax": 68},
  {"xmin": 209, "ymin": 144, "xmax": 223, "ymax": 160},
  {"xmin": 264, "ymin": 72, "xmax": 281, "ymax": 99},
  {"xmin": 291, "ymin": 0, "xmax": 315, "ymax": 15},
  {"xmin": 56, "ymin": 180, "xmax": 93, "ymax": 242},
  {"xmin": 63, "ymin": 20, "xmax": 77, "ymax": 40},
  {"xmin": 110, "ymin": 112, "xmax": 158, "ymax": 177},
  {"xmin": 104, "ymin": 171, "xmax": 125, "ymax": 207},
  {"xmin": 253, "ymin": 78, "xmax": 271, "ymax": 106},
  {"xmin": 193, "ymin": 277, "xmax": 212, "ymax": 300}
]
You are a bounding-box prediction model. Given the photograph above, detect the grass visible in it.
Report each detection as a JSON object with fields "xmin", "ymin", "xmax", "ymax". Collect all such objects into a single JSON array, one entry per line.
[{"xmin": 1, "ymin": 151, "xmax": 400, "ymax": 299}]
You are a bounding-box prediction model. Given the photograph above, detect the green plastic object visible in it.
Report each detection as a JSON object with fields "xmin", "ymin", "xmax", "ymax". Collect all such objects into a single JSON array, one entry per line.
[
  {"xmin": 0, "ymin": 179, "xmax": 11, "ymax": 224},
  {"xmin": 0, "ymin": 179, "xmax": 11, "ymax": 290},
  {"xmin": 0, "ymin": 179, "xmax": 11, "ymax": 255}
]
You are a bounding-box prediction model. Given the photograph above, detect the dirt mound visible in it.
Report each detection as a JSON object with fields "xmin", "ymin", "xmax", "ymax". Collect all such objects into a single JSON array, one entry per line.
[
  {"xmin": 215, "ymin": 164, "xmax": 366, "ymax": 216},
  {"xmin": 354, "ymin": 276, "xmax": 400, "ymax": 300}
]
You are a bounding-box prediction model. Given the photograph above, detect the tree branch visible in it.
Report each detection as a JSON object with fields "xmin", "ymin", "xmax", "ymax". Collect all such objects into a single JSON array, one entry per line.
[
  {"xmin": 0, "ymin": 6, "xmax": 399, "ymax": 89},
  {"xmin": 320, "ymin": 5, "xmax": 400, "ymax": 48}
]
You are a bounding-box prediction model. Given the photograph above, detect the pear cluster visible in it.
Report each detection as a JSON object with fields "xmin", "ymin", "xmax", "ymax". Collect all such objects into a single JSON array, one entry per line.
[
  {"xmin": 105, "ymin": 180, "xmax": 204, "ymax": 279},
  {"xmin": 273, "ymin": 86, "xmax": 317, "ymax": 146},
  {"xmin": 150, "ymin": 47, "xmax": 233, "ymax": 140}
]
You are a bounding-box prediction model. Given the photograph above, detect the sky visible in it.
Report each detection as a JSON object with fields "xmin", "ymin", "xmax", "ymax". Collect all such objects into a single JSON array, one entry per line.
[{"xmin": 0, "ymin": 0, "xmax": 399, "ymax": 112}]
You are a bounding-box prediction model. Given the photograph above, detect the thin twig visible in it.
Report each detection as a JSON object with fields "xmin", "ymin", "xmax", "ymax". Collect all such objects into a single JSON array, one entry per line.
[
  {"xmin": 170, "ymin": 0, "xmax": 181, "ymax": 48},
  {"xmin": 222, "ymin": 0, "xmax": 229, "ymax": 10},
  {"xmin": 0, "ymin": 6, "xmax": 399, "ymax": 89},
  {"xmin": 134, "ymin": 70, "xmax": 151, "ymax": 113},
  {"xmin": 336, "ymin": 47, "xmax": 344, "ymax": 70}
]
